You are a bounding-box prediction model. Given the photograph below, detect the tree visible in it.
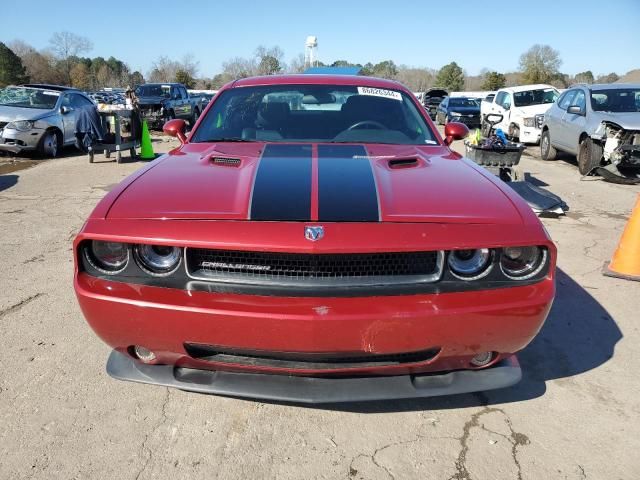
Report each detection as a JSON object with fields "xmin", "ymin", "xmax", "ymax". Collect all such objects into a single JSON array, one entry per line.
[
  {"xmin": 596, "ymin": 72, "xmax": 619, "ymax": 83},
  {"xmin": 255, "ymin": 46, "xmax": 284, "ymax": 75},
  {"xmin": 481, "ymin": 71, "xmax": 506, "ymax": 90},
  {"xmin": 395, "ymin": 67, "xmax": 435, "ymax": 91},
  {"xmin": 288, "ymin": 53, "xmax": 306, "ymax": 74},
  {"xmin": 434, "ymin": 62, "xmax": 464, "ymax": 91},
  {"xmin": 175, "ymin": 69, "xmax": 195, "ymax": 88},
  {"xmin": 129, "ymin": 71, "xmax": 144, "ymax": 87},
  {"xmin": 0, "ymin": 42, "xmax": 29, "ymax": 87},
  {"xmin": 49, "ymin": 32, "xmax": 93, "ymax": 85},
  {"xmin": 519, "ymin": 44, "xmax": 561, "ymax": 84},
  {"xmin": 370, "ymin": 60, "xmax": 398, "ymax": 79},
  {"xmin": 69, "ymin": 62, "xmax": 91, "ymax": 90},
  {"xmin": 574, "ymin": 70, "xmax": 594, "ymax": 84}
]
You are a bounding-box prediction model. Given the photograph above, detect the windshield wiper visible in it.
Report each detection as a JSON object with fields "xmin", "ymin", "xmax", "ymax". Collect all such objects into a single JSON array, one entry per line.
[{"xmin": 194, "ymin": 137, "xmax": 251, "ymax": 143}]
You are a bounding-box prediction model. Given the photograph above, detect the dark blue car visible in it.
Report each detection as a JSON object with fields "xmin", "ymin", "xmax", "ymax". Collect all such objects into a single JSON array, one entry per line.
[{"xmin": 436, "ymin": 97, "xmax": 481, "ymax": 128}]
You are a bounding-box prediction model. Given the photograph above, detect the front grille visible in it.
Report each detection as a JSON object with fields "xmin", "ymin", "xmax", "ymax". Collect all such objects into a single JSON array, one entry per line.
[
  {"xmin": 184, "ymin": 343, "xmax": 441, "ymax": 370},
  {"xmin": 185, "ymin": 248, "xmax": 443, "ymax": 287}
]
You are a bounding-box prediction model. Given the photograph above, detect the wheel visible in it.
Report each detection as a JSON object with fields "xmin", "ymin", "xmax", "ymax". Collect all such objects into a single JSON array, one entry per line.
[
  {"xmin": 164, "ymin": 110, "xmax": 176, "ymax": 124},
  {"xmin": 130, "ymin": 148, "xmax": 136, "ymax": 159},
  {"xmin": 190, "ymin": 108, "xmax": 200, "ymax": 126},
  {"xmin": 540, "ymin": 129, "xmax": 557, "ymax": 160},
  {"xmin": 577, "ymin": 138, "xmax": 603, "ymax": 175},
  {"xmin": 508, "ymin": 124, "xmax": 520, "ymax": 142},
  {"xmin": 116, "ymin": 151, "xmax": 122, "ymax": 164},
  {"xmin": 38, "ymin": 130, "xmax": 59, "ymax": 158}
]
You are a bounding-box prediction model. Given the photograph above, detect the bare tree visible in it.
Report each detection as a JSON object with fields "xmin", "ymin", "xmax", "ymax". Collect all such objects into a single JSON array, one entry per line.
[
  {"xmin": 9, "ymin": 40, "xmax": 64, "ymax": 84},
  {"xmin": 288, "ymin": 53, "xmax": 306, "ymax": 73},
  {"xmin": 49, "ymin": 32, "xmax": 93, "ymax": 85},
  {"xmin": 255, "ymin": 46, "xmax": 285, "ymax": 75},
  {"xmin": 222, "ymin": 56, "xmax": 257, "ymax": 79}
]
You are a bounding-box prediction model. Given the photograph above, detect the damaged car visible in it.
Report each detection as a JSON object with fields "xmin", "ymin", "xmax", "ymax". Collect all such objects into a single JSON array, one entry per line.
[
  {"xmin": 135, "ymin": 83, "xmax": 203, "ymax": 129},
  {"xmin": 541, "ymin": 83, "xmax": 640, "ymax": 177},
  {"xmin": 74, "ymin": 75, "xmax": 556, "ymax": 403}
]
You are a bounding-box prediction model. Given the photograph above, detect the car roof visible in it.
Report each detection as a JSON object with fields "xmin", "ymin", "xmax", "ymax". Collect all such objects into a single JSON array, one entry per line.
[
  {"xmin": 20, "ymin": 84, "xmax": 78, "ymax": 91},
  {"xmin": 585, "ymin": 83, "xmax": 640, "ymax": 91},
  {"xmin": 231, "ymin": 74, "xmax": 411, "ymax": 92},
  {"xmin": 499, "ymin": 84, "xmax": 556, "ymax": 93}
]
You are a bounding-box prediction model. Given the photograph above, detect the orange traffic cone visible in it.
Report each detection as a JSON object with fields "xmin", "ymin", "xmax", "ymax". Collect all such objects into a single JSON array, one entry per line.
[{"xmin": 603, "ymin": 194, "xmax": 640, "ymax": 281}]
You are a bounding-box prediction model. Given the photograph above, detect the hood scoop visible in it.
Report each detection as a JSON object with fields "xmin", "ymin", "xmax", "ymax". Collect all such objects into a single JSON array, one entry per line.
[
  {"xmin": 210, "ymin": 156, "xmax": 241, "ymax": 167},
  {"xmin": 388, "ymin": 157, "xmax": 420, "ymax": 169}
]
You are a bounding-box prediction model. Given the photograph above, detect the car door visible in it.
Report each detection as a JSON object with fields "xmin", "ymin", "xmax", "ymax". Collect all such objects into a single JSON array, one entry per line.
[
  {"xmin": 492, "ymin": 92, "xmax": 511, "ymax": 131},
  {"xmin": 180, "ymin": 86, "xmax": 192, "ymax": 119},
  {"xmin": 60, "ymin": 93, "xmax": 79, "ymax": 144},
  {"xmin": 437, "ymin": 98, "xmax": 448, "ymax": 123},
  {"xmin": 562, "ymin": 88, "xmax": 588, "ymax": 154},
  {"xmin": 553, "ymin": 89, "xmax": 577, "ymax": 150}
]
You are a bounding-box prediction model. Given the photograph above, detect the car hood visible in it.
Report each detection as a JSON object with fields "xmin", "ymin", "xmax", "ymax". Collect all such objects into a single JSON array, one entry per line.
[
  {"xmin": 449, "ymin": 106, "xmax": 480, "ymax": 114},
  {"xmin": 595, "ymin": 112, "xmax": 640, "ymax": 130},
  {"xmin": 513, "ymin": 104, "xmax": 553, "ymax": 116},
  {"xmin": 137, "ymin": 97, "xmax": 170, "ymax": 105},
  {"xmin": 107, "ymin": 142, "xmax": 523, "ymax": 225},
  {"xmin": 0, "ymin": 105, "xmax": 54, "ymax": 122}
]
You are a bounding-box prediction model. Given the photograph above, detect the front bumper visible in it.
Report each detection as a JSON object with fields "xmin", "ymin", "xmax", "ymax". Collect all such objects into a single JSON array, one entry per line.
[
  {"xmin": 0, "ymin": 127, "xmax": 43, "ymax": 153},
  {"xmin": 519, "ymin": 126, "xmax": 541, "ymax": 144},
  {"xmin": 107, "ymin": 349, "xmax": 522, "ymax": 403}
]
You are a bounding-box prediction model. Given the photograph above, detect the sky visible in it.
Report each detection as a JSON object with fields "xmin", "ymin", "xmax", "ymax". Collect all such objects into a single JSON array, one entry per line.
[{"xmin": 1, "ymin": 0, "xmax": 639, "ymax": 78}]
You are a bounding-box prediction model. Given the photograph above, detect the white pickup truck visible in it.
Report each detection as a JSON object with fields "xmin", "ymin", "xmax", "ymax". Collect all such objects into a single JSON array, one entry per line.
[{"xmin": 480, "ymin": 84, "xmax": 560, "ymax": 144}]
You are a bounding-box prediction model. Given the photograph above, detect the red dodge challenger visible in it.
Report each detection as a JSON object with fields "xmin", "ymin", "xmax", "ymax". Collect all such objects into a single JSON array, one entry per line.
[{"xmin": 74, "ymin": 75, "xmax": 555, "ymax": 403}]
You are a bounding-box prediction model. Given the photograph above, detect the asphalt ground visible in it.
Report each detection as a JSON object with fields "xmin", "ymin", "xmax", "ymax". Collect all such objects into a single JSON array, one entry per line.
[{"xmin": 0, "ymin": 131, "xmax": 638, "ymax": 479}]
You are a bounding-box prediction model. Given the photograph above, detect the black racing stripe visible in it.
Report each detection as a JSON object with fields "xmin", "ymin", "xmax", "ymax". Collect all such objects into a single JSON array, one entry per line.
[
  {"xmin": 318, "ymin": 145, "xmax": 379, "ymax": 222},
  {"xmin": 250, "ymin": 144, "xmax": 312, "ymax": 221}
]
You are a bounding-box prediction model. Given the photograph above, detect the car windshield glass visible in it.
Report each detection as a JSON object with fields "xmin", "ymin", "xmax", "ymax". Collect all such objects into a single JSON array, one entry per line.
[
  {"xmin": 513, "ymin": 88, "xmax": 558, "ymax": 107},
  {"xmin": 135, "ymin": 85, "xmax": 171, "ymax": 98},
  {"xmin": 191, "ymin": 84, "xmax": 437, "ymax": 145},
  {"xmin": 0, "ymin": 87, "xmax": 60, "ymax": 109},
  {"xmin": 591, "ymin": 88, "xmax": 640, "ymax": 112},
  {"xmin": 448, "ymin": 98, "xmax": 478, "ymax": 108}
]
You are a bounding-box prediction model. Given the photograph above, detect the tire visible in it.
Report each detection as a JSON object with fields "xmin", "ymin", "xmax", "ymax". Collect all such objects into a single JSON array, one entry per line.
[
  {"xmin": 577, "ymin": 138, "xmax": 603, "ymax": 175},
  {"xmin": 540, "ymin": 130, "xmax": 558, "ymax": 160},
  {"xmin": 165, "ymin": 110, "xmax": 176, "ymax": 124},
  {"xmin": 38, "ymin": 130, "xmax": 59, "ymax": 158},
  {"xmin": 190, "ymin": 108, "xmax": 200, "ymax": 127}
]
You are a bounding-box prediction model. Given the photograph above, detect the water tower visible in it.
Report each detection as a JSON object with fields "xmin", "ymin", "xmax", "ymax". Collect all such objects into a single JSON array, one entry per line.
[{"xmin": 305, "ymin": 36, "xmax": 318, "ymax": 68}]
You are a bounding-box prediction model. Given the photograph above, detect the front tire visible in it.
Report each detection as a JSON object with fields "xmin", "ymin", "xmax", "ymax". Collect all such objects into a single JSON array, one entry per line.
[
  {"xmin": 540, "ymin": 130, "xmax": 557, "ymax": 160},
  {"xmin": 577, "ymin": 138, "xmax": 603, "ymax": 175},
  {"xmin": 38, "ymin": 130, "xmax": 60, "ymax": 158}
]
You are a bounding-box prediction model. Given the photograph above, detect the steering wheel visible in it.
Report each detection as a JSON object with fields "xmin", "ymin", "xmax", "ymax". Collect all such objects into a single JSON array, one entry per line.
[{"xmin": 346, "ymin": 120, "xmax": 387, "ymax": 131}]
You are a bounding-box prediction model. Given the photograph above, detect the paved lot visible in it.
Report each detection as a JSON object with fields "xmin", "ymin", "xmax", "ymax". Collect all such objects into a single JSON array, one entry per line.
[{"xmin": 0, "ymin": 133, "xmax": 638, "ymax": 479}]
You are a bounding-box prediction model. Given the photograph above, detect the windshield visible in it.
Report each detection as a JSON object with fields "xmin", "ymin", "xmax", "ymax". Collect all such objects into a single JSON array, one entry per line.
[
  {"xmin": 0, "ymin": 87, "xmax": 60, "ymax": 109},
  {"xmin": 448, "ymin": 98, "xmax": 479, "ymax": 108},
  {"xmin": 135, "ymin": 84, "xmax": 171, "ymax": 98},
  {"xmin": 591, "ymin": 88, "xmax": 640, "ymax": 113},
  {"xmin": 513, "ymin": 88, "xmax": 558, "ymax": 107},
  {"xmin": 191, "ymin": 85, "xmax": 437, "ymax": 145}
]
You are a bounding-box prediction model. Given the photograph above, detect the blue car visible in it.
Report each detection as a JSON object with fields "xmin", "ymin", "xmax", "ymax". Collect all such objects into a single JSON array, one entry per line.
[{"xmin": 436, "ymin": 97, "xmax": 481, "ymax": 128}]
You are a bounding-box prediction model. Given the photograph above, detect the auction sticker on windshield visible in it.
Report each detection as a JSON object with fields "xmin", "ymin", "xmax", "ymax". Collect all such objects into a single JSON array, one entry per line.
[
  {"xmin": 357, "ymin": 87, "xmax": 402, "ymax": 101},
  {"xmin": 43, "ymin": 91, "xmax": 60, "ymax": 96}
]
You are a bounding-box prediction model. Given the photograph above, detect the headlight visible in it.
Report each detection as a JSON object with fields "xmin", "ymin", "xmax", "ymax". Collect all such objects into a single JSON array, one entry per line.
[
  {"xmin": 86, "ymin": 241, "xmax": 129, "ymax": 274},
  {"xmin": 134, "ymin": 244, "xmax": 181, "ymax": 275},
  {"xmin": 523, "ymin": 117, "xmax": 536, "ymax": 127},
  {"xmin": 500, "ymin": 246, "xmax": 547, "ymax": 279},
  {"xmin": 448, "ymin": 249, "xmax": 493, "ymax": 280},
  {"xmin": 6, "ymin": 120, "xmax": 34, "ymax": 132},
  {"xmin": 450, "ymin": 112, "xmax": 462, "ymax": 117}
]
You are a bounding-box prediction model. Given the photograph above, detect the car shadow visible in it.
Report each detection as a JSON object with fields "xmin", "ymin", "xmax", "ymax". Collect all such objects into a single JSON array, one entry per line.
[
  {"xmin": 278, "ymin": 268, "xmax": 622, "ymax": 413},
  {"xmin": 0, "ymin": 174, "xmax": 19, "ymax": 192}
]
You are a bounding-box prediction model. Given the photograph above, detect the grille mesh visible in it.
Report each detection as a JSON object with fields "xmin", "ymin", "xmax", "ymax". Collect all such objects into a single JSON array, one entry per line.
[{"xmin": 186, "ymin": 249, "xmax": 440, "ymax": 282}]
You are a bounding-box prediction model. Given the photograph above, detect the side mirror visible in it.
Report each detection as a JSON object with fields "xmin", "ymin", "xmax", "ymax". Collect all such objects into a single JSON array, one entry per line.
[
  {"xmin": 503, "ymin": 104, "xmax": 511, "ymax": 111},
  {"xmin": 443, "ymin": 122, "xmax": 469, "ymax": 146},
  {"xmin": 163, "ymin": 118, "xmax": 187, "ymax": 144},
  {"xmin": 567, "ymin": 105, "xmax": 585, "ymax": 116},
  {"xmin": 60, "ymin": 105, "xmax": 73, "ymax": 114}
]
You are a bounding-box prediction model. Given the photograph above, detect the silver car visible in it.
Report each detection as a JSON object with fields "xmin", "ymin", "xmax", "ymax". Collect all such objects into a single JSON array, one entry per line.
[
  {"xmin": 540, "ymin": 83, "xmax": 640, "ymax": 175},
  {"xmin": 0, "ymin": 84, "xmax": 95, "ymax": 157}
]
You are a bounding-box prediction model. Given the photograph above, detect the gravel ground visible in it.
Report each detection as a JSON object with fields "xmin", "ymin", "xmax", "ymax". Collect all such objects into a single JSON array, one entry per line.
[{"xmin": 0, "ymin": 133, "xmax": 638, "ymax": 479}]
